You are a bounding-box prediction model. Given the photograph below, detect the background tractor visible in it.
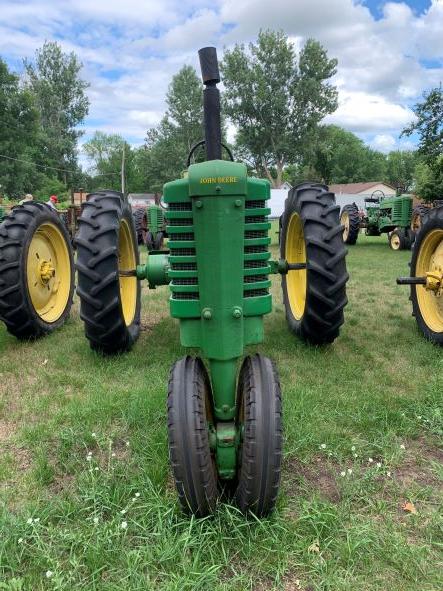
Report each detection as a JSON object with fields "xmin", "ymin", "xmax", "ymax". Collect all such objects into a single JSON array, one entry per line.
[
  {"xmin": 0, "ymin": 201, "xmax": 74, "ymax": 339},
  {"xmin": 75, "ymin": 47, "xmax": 348, "ymax": 517},
  {"xmin": 341, "ymin": 190, "xmax": 414, "ymax": 250},
  {"xmin": 133, "ymin": 202, "xmax": 167, "ymax": 251},
  {"xmin": 397, "ymin": 204, "xmax": 443, "ymax": 345}
]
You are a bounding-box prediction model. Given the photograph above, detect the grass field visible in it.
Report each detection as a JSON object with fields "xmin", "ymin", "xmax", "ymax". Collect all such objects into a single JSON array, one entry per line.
[{"xmin": 0, "ymin": 235, "xmax": 442, "ymax": 590}]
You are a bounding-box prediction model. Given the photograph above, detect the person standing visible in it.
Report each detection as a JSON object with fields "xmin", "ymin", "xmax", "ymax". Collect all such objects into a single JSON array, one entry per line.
[{"xmin": 46, "ymin": 195, "xmax": 58, "ymax": 209}]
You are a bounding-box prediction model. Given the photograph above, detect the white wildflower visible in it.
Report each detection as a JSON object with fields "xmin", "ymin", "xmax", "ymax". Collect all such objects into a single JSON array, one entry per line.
[
  {"xmin": 351, "ymin": 446, "xmax": 356, "ymax": 452},
  {"xmin": 320, "ymin": 444, "xmax": 326, "ymax": 449},
  {"xmin": 34, "ymin": 518, "xmax": 40, "ymax": 523},
  {"xmin": 376, "ymin": 462, "xmax": 382, "ymax": 468},
  {"xmin": 340, "ymin": 471, "xmax": 346, "ymax": 477},
  {"xmin": 45, "ymin": 570, "xmax": 53, "ymax": 579},
  {"xmin": 368, "ymin": 458, "xmax": 373, "ymax": 463},
  {"xmin": 120, "ymin": 509, "xmax": 127, "ymax": 515},
  {"xmin": 121, "ymin": 521, "xmax": 128, "ymax": 529},
  {"xmin": 387, "ymin": 471, "xmax": 391, "ymax": 477},
  {"xmin": 111, "ymin": 452, "xmax": 116, "ymax": 458},
  {"xmin": 125, "ymin": 441, "xmax": 130, "ymax": 447},
  {"xmin": 93, "ymin": 517, "xmax": 99, "ymax": 524},
  {"xmin": 18, "ymin": 538, "xmax": 23, "ymax": 544},
  {"xmin": 94, "ymin": 467, "xmax": 99, "ymax": 471},
  {"xmin": 400, "ymin": 444, "xmax": 405, "ymax": 450},
  {"xmin": 353, "ymin": 453, "xmax": 358, "ymax": 458},
  {"xmin": 347, "ymin": 468, "xmax": 352, "ymax": 475},
  {"xmin": 27, "ymin": 518, "xmax": 33, "ymax": 524},
  {"xmin": 91, "ymin": 433, "xmax": 96, "ymax": 438},
  {"xmin": 134, "ymin": 492, "xmax": 140, "ymax": 498}
]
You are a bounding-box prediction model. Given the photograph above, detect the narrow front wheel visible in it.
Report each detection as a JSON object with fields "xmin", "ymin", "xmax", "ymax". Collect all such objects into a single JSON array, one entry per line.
[{"xmin": 234, "ymin": 354, "xmax": 282, "ymax": 516}]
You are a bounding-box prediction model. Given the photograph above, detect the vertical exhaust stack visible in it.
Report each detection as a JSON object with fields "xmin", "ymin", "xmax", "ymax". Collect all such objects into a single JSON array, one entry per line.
[{"xmin": 198, "ymin": 46, "xmax": 222, "ymax": 161}]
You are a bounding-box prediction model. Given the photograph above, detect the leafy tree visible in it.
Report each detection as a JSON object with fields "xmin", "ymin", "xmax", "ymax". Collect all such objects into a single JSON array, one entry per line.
[
  {"xmin": 24, "ymin": 41, "xmax": 90, "ymax": 184},
  {"xmin": 144, "ymin": 65, "xmax": 203, "ymax": 192},
  {"xmin": 413, "ymin": 157, "xmax": 443, "ymax": 202},
  {"xmin": 402, "ymin": 86, "xmax": 443, "ymax": 163},
  {"xmin": 306, "ymin": 125, "xmax": 386, "ymax": 184},
  {"xmin": 0, "ymin": 58, "xmax": 39, "ymax": 198},
  {"xmin": 221, "ymin": 31, "xmax": 338, "ymax": 187},
  {"xmin": 83, "ymin": 131, "xmax": 129, "ymax": 192},
  {"xmin": 385, "ymin": 150, "xmax": 416, "ymax": 192}
]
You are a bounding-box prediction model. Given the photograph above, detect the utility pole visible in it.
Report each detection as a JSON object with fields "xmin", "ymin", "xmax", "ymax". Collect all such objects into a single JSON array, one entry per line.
[{"xmin": 121, "ymin": 144, "xmax": 125, "ymax": 194}]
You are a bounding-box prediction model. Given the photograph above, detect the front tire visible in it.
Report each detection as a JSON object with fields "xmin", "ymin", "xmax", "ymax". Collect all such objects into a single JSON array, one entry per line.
[
  {"xmin": 280, "ymin": 183, "xmax": 348, "ymax": 345},
  {"xmin": 234, "ymin": 354, "xmax": 282, "ymax": 516},
  {"xmin": 167, "ymin": 356, "xmax": 218, "ymax": 516},
  {"xmin": 410, "ymin": 206, "xmax": 443, "ymax": 345},
  {"xmin": 0, "ymin": 202, "xmax": 74, "ymax": 339},
  {"xmin": 76, "ymin": 191, "xmax": 141, "ymax": 354}
]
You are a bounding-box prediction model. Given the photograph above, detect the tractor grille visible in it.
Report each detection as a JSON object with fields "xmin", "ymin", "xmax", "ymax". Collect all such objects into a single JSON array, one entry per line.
[
  {"xmin": 166, "ymin": 200, "xmax": 199, "ymax": 302},
  {"xmin": 244, "ymin": 196, "xmax": 270, "ymax": 299}
]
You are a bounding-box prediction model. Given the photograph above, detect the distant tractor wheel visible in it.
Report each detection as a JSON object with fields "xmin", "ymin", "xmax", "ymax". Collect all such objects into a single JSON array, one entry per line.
[
  {"xmin": 0, "ymin": 202, "xmax": 74, "ymax": 339},
  {"xmin": 154, "ymin": 231, "xmax": 164, "ymax": 251},
  {"xmin": 280, "ymin": 182, "xmax": 349, "ymax": 345},
  {"xmin": 167, "ymin": 356, "xmax": 218, "ymax": 516},
  {"xmin": 411, "ymin": 205, "xmax": 429, "ymax": 235},
  {"xmin": 340, "ymin": 203, "xmax": 360, "ymax": 245},
  {"xmin": 76, "ymin": 191, "xmax": 141, "ymax": 354},
  {"xmin": 234, "ymin": 354, "xmax": 282, "ymax": 516},
  {"xmin": 132, "ymin": 208, "xmax": 147, "ymax": 245},
  {"xmin": 389, "ymin": 228, "xmax": 411, "ymax": 251},
  {"xmin": 410, "ymin": 207, "xmax": 443, "ymax": 345},
  {"xmin": 146, "ymin": 231, "xmax": 155, "ymax": 252}
]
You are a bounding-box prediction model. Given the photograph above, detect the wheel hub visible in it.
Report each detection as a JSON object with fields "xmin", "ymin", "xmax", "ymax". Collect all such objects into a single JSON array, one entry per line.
[{"xmin": 38, "ymin": 260, "xmax": 55, "ymax": 284}]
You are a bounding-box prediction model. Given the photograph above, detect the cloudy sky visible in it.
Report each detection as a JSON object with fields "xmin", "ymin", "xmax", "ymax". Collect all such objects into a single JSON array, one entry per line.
[{"xmin": 1, "ymin": 0, "xmax": 442, "ymax": 158}]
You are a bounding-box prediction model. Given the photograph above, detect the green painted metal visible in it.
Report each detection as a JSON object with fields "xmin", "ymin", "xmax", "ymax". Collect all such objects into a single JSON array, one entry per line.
[
  {"xmin": 136, "ymin": 253, "xmax": 169, "ymax": 288},
  {"xmin": 157, "ymin": 158, "xmax": 271, "ymax": 475},
  {"xmin": 146, "ymin": 204, "xmax": 165, "ymax": 234}
]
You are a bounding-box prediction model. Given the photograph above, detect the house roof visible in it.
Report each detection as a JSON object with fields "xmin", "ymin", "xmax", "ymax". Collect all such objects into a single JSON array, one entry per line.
[{"xmin": 329, "ymin": 182, "xmax": 395, "ymax": 195}]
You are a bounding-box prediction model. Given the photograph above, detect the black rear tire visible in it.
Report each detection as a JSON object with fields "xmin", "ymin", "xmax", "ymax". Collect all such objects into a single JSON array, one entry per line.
[
  {"xmin": 146, "ymin": 231, "xmax": 155, "ymax": 252},
  {"xmin": 0, "ymin": 202, "xmax": 74, "ymax": 339},
  {"xmin": 76, "ymin": 191, "xmax": 141, "ymax": 354},
  {"xmin": 234, "ymin": 354, "xmax": 282, "ymax": 516},
  {"xmin": 132, "ymin": 208, "xmax": 146, "ymax": 245},
  {"xmin": 411, "ymin": 204, "xmax": 430, "ymax": 235},
  {"xmin": 340, "ymin": 203, "xmax": 360, "ymax": 245},
  {"xmin": 154, "ymin": 231, "xmax": 164, "ymax": 250},
  {"xmin": 280, "ymin": 183, "xmax": 348, "ymax": 345},
  {"xmin": 167, "ymin": 356, "xmax": 218, "ymax": 516}
]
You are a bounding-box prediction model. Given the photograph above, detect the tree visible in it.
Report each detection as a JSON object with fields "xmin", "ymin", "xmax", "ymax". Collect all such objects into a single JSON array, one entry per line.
[
  {"xmin": 24, "ymin": 41, "xmax": 90, "ymax": 184},
  {"xmin": 305, "ymin": 125, "xmax": 386, "ymax": 184},
  {"xmin": 143, "ymin": 65, "xmax": 203, "ymax": 192},
  {"xmin": 221, "ymin": 30, "xmax": 338, "ymax": 187},
  {"xmin": 0, "ymin": 58, "xmax": 39, "ymax": 198},
  {"xmin": 385, "ymin": 150, "xmax": 416, "ymax": 191},
  {"xmin": 402, "ymin": 86, "xmax": 443, "ymax": 163},
  {"xmin": 413, "ymin": 157, "xmax": 443, "ymax": 202}
]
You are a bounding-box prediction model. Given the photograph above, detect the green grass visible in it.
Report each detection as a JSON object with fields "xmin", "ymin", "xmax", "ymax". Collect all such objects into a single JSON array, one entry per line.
[{"xmin": 0, "ymin": 235, "xmax": 442, "ymax": 590}]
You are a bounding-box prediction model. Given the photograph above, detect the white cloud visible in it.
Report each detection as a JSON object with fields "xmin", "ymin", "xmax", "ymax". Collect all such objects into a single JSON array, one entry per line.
[{"xmin": 0, "ymin": 0, "xmax": 442, "ymax": 151}]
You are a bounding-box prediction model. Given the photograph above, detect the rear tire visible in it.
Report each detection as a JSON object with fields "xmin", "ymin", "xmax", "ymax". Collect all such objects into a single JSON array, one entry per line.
[
  {"xmin": 411, "ymin": 205, "xmax": 430, "ymax": 235},
  {"xmin": 76, "ymin": 191, "xmax": 141, "ymax": 354},
  {"xmin": 167, "ymin": 356, "xmax": 218, "ymax": 516},
  {"xmin": 410, "ymin": 207, "xmax": 443, "ymax": 345},
  {"xmin": 0, "ymin": 202, "xmax": 74, "ymax": 339},
  {"xmin": 154, "ymin": 231, "xmax": 164, "ymax": 250},
  {"xmin": 146, "ymin": 231, "xmax": 155, "ymax": 252},
  {"xmin": 234, "ymin": 354, "xmax": 282, "ymax": 516},
  {"xmin": 132, "ymin": 208, "xmax": 146, "ymax": 245},
  {"xmin": 280, "ymin": 183, "xmax": 349, "ymax": 345},
  {"xmin": 340, "ymin": 203, "xmax": 360, "ymax": 245}
]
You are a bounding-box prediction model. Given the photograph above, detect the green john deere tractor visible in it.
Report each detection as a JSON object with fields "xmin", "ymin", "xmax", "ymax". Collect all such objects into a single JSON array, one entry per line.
[
  {"xmin": 75, "ymin": 47, "xmax": 349, "ymax": 516},
  {"xmin": 133, "ymin": 202, "xmax": 167, "ymax": 251},
  {"xmin": 341, "ymin": 190, "xmax": 414, "ymax": 250},
  {"xmin": 397, "ymin": 204, "xmax": 443, "ymax": 345},
  {"xmin": 0, "ymin": 201, "xmax": 75, "ymax": 339}
]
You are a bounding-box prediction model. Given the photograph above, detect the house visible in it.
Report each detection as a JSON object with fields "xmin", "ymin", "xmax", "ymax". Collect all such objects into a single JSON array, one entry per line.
[{"xmin": 328, "ymin": 182, "xmax": 396, "ymax": 210}]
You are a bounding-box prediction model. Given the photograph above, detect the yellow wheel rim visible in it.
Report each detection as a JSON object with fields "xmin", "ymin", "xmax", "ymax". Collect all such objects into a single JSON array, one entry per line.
[
  {"xmin": 118, "ymin": 219, "xmax": 137, "ymax": 326},
  {"xmin": 26, "ymin": 222, "xmax": 71, "ymax": 323},
  {"xmin": 391, "ymin": 233, "xmax": 401, "ymax": 250},
  {"xmin": 341, "ymin": 211, "xmax": 350, "ymax": 242},
  {"xmin": 286, "ymin": 213, "xmax": 307, "ymax": 320},
  {"xmin": 416, "ymin": 229, "xmax": 443, "ymax": 333}
]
